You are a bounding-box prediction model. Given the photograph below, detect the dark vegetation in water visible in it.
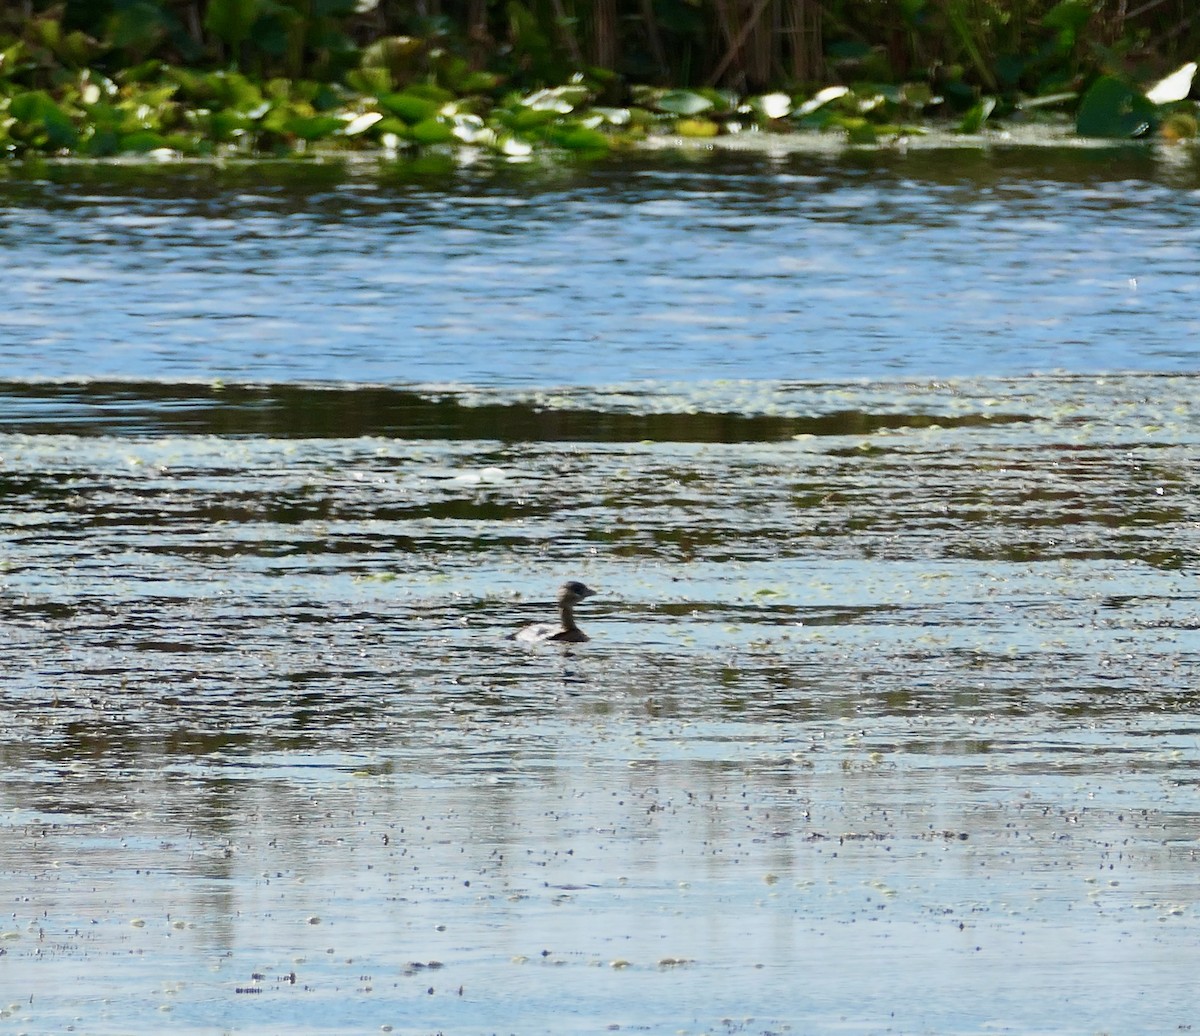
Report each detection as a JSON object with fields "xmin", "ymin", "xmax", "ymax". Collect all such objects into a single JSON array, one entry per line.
[
  {"xmin": 0, "ymin": 380, "xmax": 1033, "ymax": 442},
  {"xmin": 0, "ymin": 1, "xmax": 1198, "ymax": 158}
]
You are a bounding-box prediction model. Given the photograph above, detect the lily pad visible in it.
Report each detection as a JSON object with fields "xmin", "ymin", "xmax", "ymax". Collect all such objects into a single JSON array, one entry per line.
[
  {"xmin": 9, "ymin": 90, "xmax": 78, "ymax": 148},
  {"xmin": 676, "ymin": 117, "xmax": 719, "ymax": 138},
  {"xmin": 749, "ymin": 93, "xmax": 791, "ymax": 119},
  {"xmin": 286, "ymin": 114, "xmax": 344, "ymax": 140},
  {"xmin": 591, "ymin": 107, "xmax": 631, "ymax": 126},
  {"xmin": 958, "ymin": 96, "xmax": 996, "ymax": 133},
  {"xmin": 833, "ymin": 116, "xmax": 879, "ymax": 144},
  {"xmin": 379, "ymin": 91, "xmax": 440, "ymax": 124},
  {"xmin": 408, "ymin": 117, "xmax": 454, "ymax": 145},
  {"xmin": 795, "ymin": 85, "xmax": 850, "ymax": 118},
  {"xmin": 507, "ymin": 107, "xmax": 559, "ymax": 131},
  {"xmin": 1075, "ymin": 75, "xmax": 1156, "ymax": 138},
  {"xmin": 550, "ymin": 124, "xmax": 610, "ymax": 151},
  {"xmin": 655, "ymin": 90, "xmax": 713, "ymax": 116},
  {"xmin": 1145, "ymin": 61, "xmax": 1196, "ymax": 105},
  {"xmin": 498, "ymin": 134, "xmax": 533, "ymax": 157},
  {"xmin": 119, "ymin": 129, "xmax": 167, "ymax": 151},
  {"xmin": 522, "ymin": 84, "xmax": 590, "ymax": 113},
  {"xmin": 342, "ymin": 110, "xmax": 383, "ymax": 136}
]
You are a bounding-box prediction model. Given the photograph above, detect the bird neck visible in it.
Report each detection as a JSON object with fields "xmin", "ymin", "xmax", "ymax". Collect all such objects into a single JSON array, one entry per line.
[{"xmin": 559, "ymin": 601, "xmax": 579, "ymax": 631}]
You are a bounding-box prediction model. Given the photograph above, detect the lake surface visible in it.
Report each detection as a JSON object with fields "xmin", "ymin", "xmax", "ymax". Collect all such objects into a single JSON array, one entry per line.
[
  {"xmin": 2, "ymin": 144, "xmax": 1200, "ymax": 385},
  {"xmin": 1, "ymin": 145, "xmax": 1199, "ymax": 1034}
]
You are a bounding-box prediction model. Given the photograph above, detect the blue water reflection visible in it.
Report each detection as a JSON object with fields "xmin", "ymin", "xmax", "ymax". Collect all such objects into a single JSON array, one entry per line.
[{"xmin": 2, "ymin": 148, "xmax": 1198, "ymax": 385}]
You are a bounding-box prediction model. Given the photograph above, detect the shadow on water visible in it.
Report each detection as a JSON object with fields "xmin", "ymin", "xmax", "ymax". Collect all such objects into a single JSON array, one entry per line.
[
  {"xmin": 0, "ymin": 378, "xmax": 1035, "ymax": 440},
  {"xmin": 3, "ymin": 139, "xmax": 1195, "ymax": 201}
]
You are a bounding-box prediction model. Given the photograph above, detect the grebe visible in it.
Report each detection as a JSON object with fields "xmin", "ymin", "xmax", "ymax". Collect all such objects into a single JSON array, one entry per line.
[{"xmin": 510, "ymin": 581, "xmax": 597, "ymax": 643}]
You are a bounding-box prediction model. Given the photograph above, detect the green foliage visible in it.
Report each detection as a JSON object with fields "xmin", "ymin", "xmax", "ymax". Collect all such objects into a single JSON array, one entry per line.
[
  {"xmin": 359, "ymin": 36, "xmax": 425, "ymax": 89},
  {"xmin": 548, "ymin": 123, "xmax": 610, "ymax": 151},
  {"xmin": 0, "ymin": 1, "xmax": 1195, "ymax": 157},
  {"xmin": 9, "ymin": 89, "xmax": 79, "ymax": 149},
  {"xmin": 408, "ymin": 116, "xmax": 455, "ymax": 144},
  {"xmin": 506, "ymin": 1, "xmax": 567, "ymax": 84},
  {"xmin": 278, "ymin": 112, "xmax": 341, "ymax": 140},
  {"xmin": 204, "ymin": 0, "xmax": 263, "ymax": 51},
  {"xmin": 1075, "ymin": 75, "xmax": 1156, "ymax": 138},
  {"xmin": 1042, "ymin": 0, "xmax": 1093, "ymax": 47},
  {"xmin": 654, "ymin": 89, "xmax": 713, "ymax": 116},
  {"xmin": 791, "ymin": 81, "xmax": 937, "ymax": 142},
  {"xmin": 958, "ymin": 95, "xmax": 996, "ymax": 132},
  {"xmin": 379, "ymin": 91, "xmax": 441, "ymax": 124}
]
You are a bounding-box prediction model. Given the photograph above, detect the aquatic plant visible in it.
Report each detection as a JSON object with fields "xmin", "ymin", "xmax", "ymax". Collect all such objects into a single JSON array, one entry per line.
[{"xmin": 0, "ymin": 2, "xmax": 1196, "ymax": 156}]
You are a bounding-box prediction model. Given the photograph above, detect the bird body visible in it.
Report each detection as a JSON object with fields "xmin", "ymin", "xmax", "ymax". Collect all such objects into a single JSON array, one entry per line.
[
  {"xmin": 513, "ymin": 622, "xmax": 588, "ymax": 644},
  {"xmin": 511, "ymin": 581, "xmax": 597, "ymax": 643}
]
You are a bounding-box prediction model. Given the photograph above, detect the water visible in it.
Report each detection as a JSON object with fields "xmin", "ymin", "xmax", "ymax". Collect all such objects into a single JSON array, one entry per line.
[
  {"xmin": 1, "ymin": 147, "xmax": 1199, "ymax": 1034},
  {"xmin": 2, "ymin": 145, "xmax": 1199, "ymax": 385}
]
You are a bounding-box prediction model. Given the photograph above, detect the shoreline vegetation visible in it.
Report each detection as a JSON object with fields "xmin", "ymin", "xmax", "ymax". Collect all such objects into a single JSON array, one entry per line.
[{"xmin": 2, "ymin": 1, "xmax": 1198, "ymax": 159}]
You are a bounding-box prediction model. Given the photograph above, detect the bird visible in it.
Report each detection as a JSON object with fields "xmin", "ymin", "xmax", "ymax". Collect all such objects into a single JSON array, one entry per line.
[{"xmin": 509, "ymin": 581, "xmax": 597, "ymax": 643}]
